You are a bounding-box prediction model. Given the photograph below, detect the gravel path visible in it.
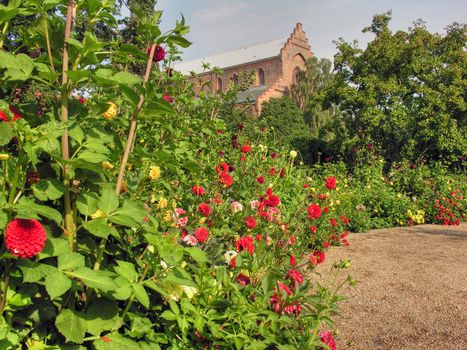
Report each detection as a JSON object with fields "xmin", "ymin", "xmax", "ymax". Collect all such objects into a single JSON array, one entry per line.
[{"xmin": 317, "ymin": 224, "xmax": 467, "ymax": 350}]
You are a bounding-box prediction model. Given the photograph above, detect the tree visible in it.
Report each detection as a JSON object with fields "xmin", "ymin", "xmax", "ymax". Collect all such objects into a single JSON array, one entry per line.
[
  {"xmin": 260, "ymin": 97, "xmax": 312, "ymax": 162},
  {"xmin": 323, "ymin": 12, "xmax": 466, "ymax": 164}
]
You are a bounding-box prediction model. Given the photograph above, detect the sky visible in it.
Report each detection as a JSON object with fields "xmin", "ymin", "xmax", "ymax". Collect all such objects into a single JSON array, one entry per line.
[{"xmin": 129, "ymin": 0, "xmax": 467, "ymax": 62}]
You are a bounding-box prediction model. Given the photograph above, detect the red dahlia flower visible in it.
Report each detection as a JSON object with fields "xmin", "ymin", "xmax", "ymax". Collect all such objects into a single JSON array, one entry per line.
[
  {"xmin": 147, "ymin": 45, "xmax": 166, "ymax": 62},
  {"xmin": 289, "ymin": 254, "xmax": 297, "ymax": 266},
  {"xmin": 325, "ymin": 176, "xmax": 337, "ymax": 190},
  {"xmin": 256, "ymin": 176, "xmax": 264, "ymax": 184},
  {"xmin": 340, "ymin": 215, "xmax": 350, "ymax": 224},
  {"xmin": 192, "ymin": 185, "xmax": 205, "ymax": 196},
  {"xmin": 240, "ymin": 142, "xmax": 252, "ymax": 153},
  {"xmin": 236, "ymin": 273, "xmax": 250, "ymax": 286},
  {"xmin": 197, "ymin": 203, "xmax": 212, "ymax": 217},
  {"xmin": 244, "ymin": 216, "xmax": 257, "ymax": 229},
  {"xmin": 5, "ymin": 219, "xmax": 47, "ymax": 259},
  {"xmin": 235, "ymin": 235, "xmax": 255, "ymax": 255},
  {"xmin": 219, "ymin": 171, "xmax": 233, "ymax": 188},
  {"xmin": 313, "ymin": 250, "xmax": 325, "ymax": 264},
  {"xmin": 9, "ymin": 106, "xmax": 22, "ymax": 121},
  {"xmin": 194, "ymin": 227, "xmax": 209, "ymax": 243},
  {"xmin": 265, "ymin": 188, "xmax": 280, "ymax": 207},
  {"xmin": 307, "ymin": 203, "xmax": 322, "ymax": 219},
  {"xmin": 330, "ymin": 218, "xmax": 337, "ymax": 227},
  {"xmin": 0, "ymin": 110, "xmax": 9, "ymax": 122}
]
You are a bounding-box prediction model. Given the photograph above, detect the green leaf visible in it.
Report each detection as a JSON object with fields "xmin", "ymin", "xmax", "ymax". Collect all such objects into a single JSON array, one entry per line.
[
  {"xmin": 64, "ymin": 267, "xmax": 118, "ymax": 292},
  {"xmin": 114, "ymin": 200, "xmax": 147, "ymax": 223},
  {"xmin": 55, "ymin": 309, "xmax": 87, "ymax": 344},
  {"xmin": 114, "ymin": 261, "xmax": 137, "ymax": 283},
  {"xmin": 83, "ymin": 219, "xmax": 111, "ymax": 239},
  {"xmin": 69, "ymin": 122, "xmax": 85, "ymax": 144},
  {"xmin": 145, "ymin": 99, "xmax": 176, "ymax": 117},
  {"xmin": 94, "ymin": 334, "xmax": 140, "ymax": 350},
  {"xmin": 113, "ymin": 72, "xmax": 142, "ymax": 85},
  {"xmin": 98, "ymin": 184, "xmax": 119, "ymax": 215},
  {"xmin": 39, "ymin": 236, "xmax": 69, "ymax": 259},
  {"xmin": 67, "ymin": 70, "xmax": 91, "ymax": 84},
  {"xmin": 159, "ymin": 310, "xmax": 177, "ymax": 321},
  {"xmin": 18, "ymin": 260, "xmax": 56, "ymax": 283},
  {"xmin": 78, "ymin": 150, "xmax": 108, "ymax": 163},
  {"xmin": 45, "ymin": 270, "xmax": 72, "ymax": 300},
  {"xmin": 0, "ymin": 122, "xmax": 13, "ymax": 146},
  {"xmin": 76, "ymin": 193, "xmax": 99, "ymax": 216},
  {"xmin": 132, "ymin": 284, "xmax": 149, "ymax": 308},
  {"xmin": 84, "ymin": 299, "xmax": 120, "ymax": 336},
  {"xmin": 58, "ymin": 252, "xmax": 85, "ymax": 271},
  {"xmin": 182, "ymin": 161, "xmax": 201, "ymax": 174},
  {"xmin": 15, "ymin": 197, "xmax": 62, "ymax": 224},
  {"xmin": 184, "ymin": 247, "xmax": 208, "ymax": 264},
  {"xmin": 32, "ymin": 179, "xmax": 66, "ymax": 201},
  {"xmin": 108, "ymin": 214, "xmax": 138, "ymax": 228}
]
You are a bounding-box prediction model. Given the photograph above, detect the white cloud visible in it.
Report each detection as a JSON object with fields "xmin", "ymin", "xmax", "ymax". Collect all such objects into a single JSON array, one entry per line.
[{"xmin": 194, "ymin": 2, "xmax": 251, "ymax": 21}]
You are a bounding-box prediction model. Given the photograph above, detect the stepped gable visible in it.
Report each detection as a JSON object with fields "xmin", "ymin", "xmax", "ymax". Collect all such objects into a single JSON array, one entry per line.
[{"xmin": 175, "ymin": 23, "xmax": 313, "ymax": 115}]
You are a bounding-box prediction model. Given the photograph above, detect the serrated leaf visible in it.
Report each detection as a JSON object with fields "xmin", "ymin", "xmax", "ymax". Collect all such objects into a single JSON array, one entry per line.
[
  {"xmin": 45, "ymin": 270, "xmax": 72, "ymax": 300},
  {"xmin": 114, "ymin": 260, "xmax": 137, "ymax": 283},
  {"xmin": 0, "ymin": 122, "xmax": 13, "ymax": 146},
  {"xmin": 55, "ymin": 309, "xmax": 87, "ymax": 344},
  {"xmin": 32, "ymin": 179, "xmax": 66, "ymax": 201},
  {"xmin": 94, "ymin": 334, "xmax": 140, "ymax": 350},
  {"xmin": 132, "ymin": 284, "xmax": 149, "ymax": 308},
  {"xmin": 108, "ymin": 214, "xmax": 138, "ymax": 228},
  {"xmin": 98, "ymin": 184, "xmax": 119, "ymax": 215},
  {"xmin": 184, "ymin": 247, "xmax": 208, "ymax": 263},
  {"xmin": 64, "ymin": 267, "xmax": 117, "ymax": 292},
  {"xmin": 58, "ymin": 252, "xmax": 85, "ymax": 271},
  {"xmin": 76, "ymin": 193, "xmax": 99, "ymax": 216},
  {"xmin": 83, "ymin": 219, "xmax": 111, "ymax": 238},
  {"xmin": 18, "ymin": 260, "xmax": 56, "ymax": 283},
  {"xmin": 15, "ymin": 197, "xmax": 62, "ymax": 224},
  {"xmin": 84, "ymin": 299, "xmax": 120, "ymax": 336}
]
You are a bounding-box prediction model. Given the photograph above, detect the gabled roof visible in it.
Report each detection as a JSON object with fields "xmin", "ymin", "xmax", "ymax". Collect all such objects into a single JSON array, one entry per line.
[{"xmin": 174, "ymin": 37, "xmax": 287, "ymax": 75}]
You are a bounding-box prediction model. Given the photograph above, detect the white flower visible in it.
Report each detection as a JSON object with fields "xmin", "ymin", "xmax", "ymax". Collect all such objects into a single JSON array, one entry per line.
[
  {"xmin": 250, "ymin": 200, "xmax": 260, "ymax": 210},
  {"xmin": 182, "ymin": 285, "xmax": 198, "ymax": 299},
  {"xmin": 230, "ymin": 201, "xmax": 243, "ymax": 213},
  {"xmin": 182, "ymin": 235, "xmax": 198, "ymax": 246},
  {"xmin": 224, "ymin": 250, "xmax": 238, "ymax": 264},
  {"xmin": 160, "ymin": 260, "xmax": 168, "ymax": 269}
]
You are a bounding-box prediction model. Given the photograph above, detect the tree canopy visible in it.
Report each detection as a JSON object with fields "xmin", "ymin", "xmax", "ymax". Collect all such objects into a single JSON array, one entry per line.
[{"xmin": 322, "ymin": 12, "xmax": 466, "ymax": 164}]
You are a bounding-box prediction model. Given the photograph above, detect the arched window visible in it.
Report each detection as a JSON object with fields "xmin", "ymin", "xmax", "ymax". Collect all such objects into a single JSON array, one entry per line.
[
  {"xmin": 258, "ymin": 68, "xmax": 265, "ymax": 85},
  {"xmin": 292, "ymin": 67, "xmax": 302, "ymax": 85},
  {"xmin": 231, "ymin": 74, "xmax": 239, "ymax": 84},
  {"xmin": 217, "ymin": 77, "xmax": 223, "ymax": 92}
]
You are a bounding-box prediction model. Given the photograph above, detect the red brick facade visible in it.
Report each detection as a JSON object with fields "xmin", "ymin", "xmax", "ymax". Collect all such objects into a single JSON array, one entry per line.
[{"xmin": 180, "ymin": 23, "xmax": 313, "ymax": 115}]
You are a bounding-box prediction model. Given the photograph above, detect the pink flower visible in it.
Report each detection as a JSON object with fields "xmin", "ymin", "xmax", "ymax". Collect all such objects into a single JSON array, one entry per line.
[
  {"xmin": 230, "ymin": 201, "xmax": 243, "ymax": 213},
  {"xmin": 319, "ymin": 331, "xmax": 336, "ymax": 350},
  {"xmin": 162, "ymin": 94, "xmax": 173, "ymax": 103},
  {"xmin": 182, "ymin": 235, "xmax": 198, "ymax": 246}
]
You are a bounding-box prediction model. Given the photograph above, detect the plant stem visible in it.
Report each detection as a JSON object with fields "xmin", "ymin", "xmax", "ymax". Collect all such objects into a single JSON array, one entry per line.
[
  {"xmin": 43, "ymin": 16, "xmax": 56, "ymax": 73},
  {"xmin": 8, "ymin": 153, "xmax": 24, "ymax": 206},
  {"xmin": 0, "ymin": 21, "xmax": 9, "ymax": 49},
  {"xmin": 93, "ymin": 237, "xmax": 107, "ymax": 270},
  {"xmin": 61, "ymin": 0, "xmax": 75, "ymax": 251},
  {"xmin": 115, "ymin": 44, "xmax": 156, "ymax": 196},
  {"xmin": 0, "ymin": 263, "xmax": 11, "ymax": 314}
]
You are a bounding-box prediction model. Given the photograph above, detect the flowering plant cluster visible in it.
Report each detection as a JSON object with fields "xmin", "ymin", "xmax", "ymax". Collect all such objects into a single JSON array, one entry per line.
[{"xmin": 0, "ymin": 2, "xmax": 352, "ymax": 349}]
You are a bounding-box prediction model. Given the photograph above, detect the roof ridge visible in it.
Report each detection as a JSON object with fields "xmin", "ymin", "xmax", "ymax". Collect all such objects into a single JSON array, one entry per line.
[{"xmin": 177, "ymin": 36, "xmax": 287, "ymax": 68}]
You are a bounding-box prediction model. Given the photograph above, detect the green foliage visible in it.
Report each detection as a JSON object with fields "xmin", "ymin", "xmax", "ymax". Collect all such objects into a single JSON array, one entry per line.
[
  {"xmin": 259, "ymin": 97, "xmax": 312, "ymax": 162},
  {"xmin": 322, "ymin": 12, "xmax": 467, "ymax": 164}
]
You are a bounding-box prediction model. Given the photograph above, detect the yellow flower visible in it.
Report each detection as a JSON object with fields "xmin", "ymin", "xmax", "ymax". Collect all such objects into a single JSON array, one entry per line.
[
  {"xmin": 91, "ymin": 209, "xmax": 106, "ymax": 219},
  {"xmin": 289, "ymin": 150, "xmax": 297, "ymax": 159},
  {"xmin": 157, "ymin": 197, "xmax": 168, "ymax": 209},
  {"xmin": 148, "ymin": 165, "xmax": 161, "ymax": 180},
  {"xmin": 126, "ymin": 163, "xmax": 133, "ymax": 171},
  {"xmin": 103, "ymin": 102, "xmax": 118, "ymax": 120},
  {"xmin": 335, "ymin": 200, "xmax": 341, "ymax": 205},
  {"xmin": 199, "ymin": 217, "xmax": 207, "ymax": 224},
  {"xmin": 0, "ymin": 154, "xmax": 9, "ymax": 161},
  {"xmin": 182, "ymin": 285, "xmax": 198, "ymax": 299},
  {"xmin": 101, "ymin": 161, "xmax": 113, "ymax": 170},
  {"xmin": 163, "ymin": 210, "xmax": 172, "ymax": 222}
]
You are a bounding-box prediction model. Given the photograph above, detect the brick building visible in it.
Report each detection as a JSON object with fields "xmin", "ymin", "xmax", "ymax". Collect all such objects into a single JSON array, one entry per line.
[{"xmin": 175, "ymin": 23, "xmax": 313, "ymax": 115}]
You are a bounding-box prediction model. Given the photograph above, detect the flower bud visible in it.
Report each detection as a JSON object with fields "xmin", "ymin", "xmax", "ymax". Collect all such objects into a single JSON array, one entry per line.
[
  {"xmin": 289, "ymin": 150, "xmax": 297, "ymax": 159},
  {"xmin": 0, "ymin": 154, "xmax": 9, "ymax": 161}
]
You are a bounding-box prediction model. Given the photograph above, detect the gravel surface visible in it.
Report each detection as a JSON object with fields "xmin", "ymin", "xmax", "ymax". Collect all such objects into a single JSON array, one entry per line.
[{"xmin": 316, "ymin": 224, "xmax": 467, "ymax": 350}]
